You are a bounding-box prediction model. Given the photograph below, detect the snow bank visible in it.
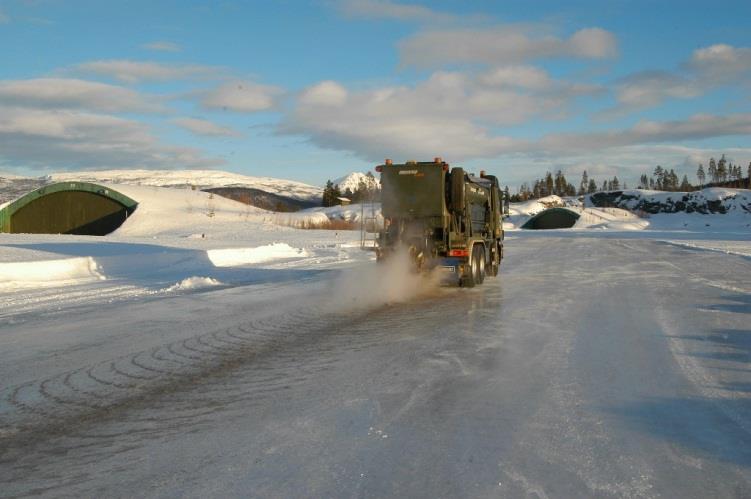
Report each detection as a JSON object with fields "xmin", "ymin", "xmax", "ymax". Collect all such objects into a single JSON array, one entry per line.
[
  {"xmin": 0, "ymin": 256, "xmax": 104, "ymax": 288},
  {"xmin": 300, "ymin": 203, "xmax": 382, "ymax": 225},
  {"xmin": 163, "ymin": 276, "xmax": 223, "ymax": 292},
  {"xmin": 108, "ymin": 184, "xmax": 267, "ymax": 237},
  {"xmin": 207, "ymin": 243, "xmax": 308, "ymax": 267}
]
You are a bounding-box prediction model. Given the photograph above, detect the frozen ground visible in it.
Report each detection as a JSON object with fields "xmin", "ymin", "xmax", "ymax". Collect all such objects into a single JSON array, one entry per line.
[{"xmin": 1, "ymin": 185, "xmax": 751, "ymax": 497}]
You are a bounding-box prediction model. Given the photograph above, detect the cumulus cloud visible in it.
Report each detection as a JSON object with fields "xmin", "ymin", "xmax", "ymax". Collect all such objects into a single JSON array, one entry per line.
[
  {"xmin": 282, "ymin": 70, "xmax": 606, "ymax": 160},
  {"xmin": 0, "ymin": 78, "xmax": 158, "ymax": 112},
  {"xmin": 688, "ymin": 43, "xmax": 751, "ymax": 81},
  {"xmin": 540, "ymin": 113, "xmax": 751, "ymax": 152},
  {"xmin": 76, "ymin": 60, "xmax": 219, "ymax": 83},
  {"xmin": 284, "ymin": 67, "xmax": 751, "ymax": 166},
  {"xmin": 142, "ymin": 41, "xmax": 182, "ymax": 52},
  {"xmin": 200, "ymin": 80, "xmax": 283, "ymax": 112},
  {"xmin": 0, "ymin": 106, "xmax": 221, "ymax": 170},
  {"xmin": 399, "ymin": 26, "xmax": 617, "ymax": 68},
  {"xmin": 611, "ymin": 43, "xmax": 751, "ymax": 112},
  {"xmin": 611, "ymin": 70, "xmax": 702, "ymax": 110},
  {"xmin": 172, "ymin": 117, "xmax": 240, "ymax": 137}
]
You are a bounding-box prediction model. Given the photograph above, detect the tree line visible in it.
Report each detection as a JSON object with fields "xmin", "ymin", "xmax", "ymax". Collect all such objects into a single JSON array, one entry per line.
[
  {"xmin": 511, "ymin": 154, "xmax": 751, "ymax": 201},
  {"xmin": 510, "ymin": 170, "xmax": 624, "ymax": 202}
]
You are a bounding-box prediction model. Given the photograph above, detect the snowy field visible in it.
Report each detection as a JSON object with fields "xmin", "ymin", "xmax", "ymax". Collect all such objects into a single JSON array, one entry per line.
[{"xmin": 2, "ymin": 185, "xmax": 751, "ymax": 497}]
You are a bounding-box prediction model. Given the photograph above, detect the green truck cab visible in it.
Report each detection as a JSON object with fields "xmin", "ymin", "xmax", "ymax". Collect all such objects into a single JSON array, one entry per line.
[{"xmin": 376, "ymin": 158, "xmax": 507, "ymax": 287}]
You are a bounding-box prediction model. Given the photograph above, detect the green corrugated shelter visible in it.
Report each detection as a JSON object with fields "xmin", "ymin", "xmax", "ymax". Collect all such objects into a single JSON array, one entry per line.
[
  {"xmin": 521, "ymin": 207, "xmax": 580, "ymax": 230},
  {"xmin": 0, "ymin": 182, "xmax": 138, "ymax": 235}
]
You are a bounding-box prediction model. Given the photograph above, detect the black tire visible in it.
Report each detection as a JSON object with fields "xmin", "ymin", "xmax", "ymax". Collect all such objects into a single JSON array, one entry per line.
[
  {"xmin": 476, "ymin": 245, "xmax": 486, "ymax": 285},
  {"xmin": 461, "ymin": 247, "xmax": 477, "ymax": 288},
  {"xmin": 489, "ymin": 246, "xmax": 499, "ymax": 277}
]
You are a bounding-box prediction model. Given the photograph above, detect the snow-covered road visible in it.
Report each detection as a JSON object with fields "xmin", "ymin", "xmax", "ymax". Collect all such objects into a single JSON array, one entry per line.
[{"xmin": 2, "ymin": 236, "xmax": 751, "ymax": 497}]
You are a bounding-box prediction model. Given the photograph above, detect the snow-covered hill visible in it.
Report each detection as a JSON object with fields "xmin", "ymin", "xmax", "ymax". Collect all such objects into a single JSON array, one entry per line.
[
  {"xmin": 587, "ymin": 188, "xmax": 750, "ymax": 215},
  {"xmin": 333, "ymin": 172, "xmax": 380, "ymax": 194},
  {"xmin": 45, "ymin": 169, "xmax": 323, "ymax": 202}
]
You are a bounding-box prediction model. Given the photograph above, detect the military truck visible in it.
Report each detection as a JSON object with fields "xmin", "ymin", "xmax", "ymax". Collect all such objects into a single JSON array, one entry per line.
[{"xmin": 374, "ymin": 158, "xmax": 508, "ymax": 287}]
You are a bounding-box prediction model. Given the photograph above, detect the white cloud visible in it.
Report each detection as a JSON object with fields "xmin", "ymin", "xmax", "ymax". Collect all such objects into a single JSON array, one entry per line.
[
  {"xmin": 610, "ymin": 43, "xmax": 751, "ymax": 113},
  {"xmin": 0, "ymin": 106, "xmax": 221, "ymax": 170},
  {"xmin": 201, "ymin": 80, "xmax": 282, "ymax": 112},
  {"xmin": 172, "ymin": 117, "xmax": 240, "ymax": 137},
  {"xmin": 299, "ymin": 81, "xmax": 348, "ymax": 106},
  {"xmin": 539, "ymin": 113, "xmax": 751, "ymax": 152},
  {"xmin": 611, "ymin": 71, "xmax": 702, "ymax": 110},
  {"xmin": 691, "ymin": 44, "xmax": 751, "ymax": 69},
  {"xmin": 399, "ymin": 26, "xmax": 617, "ymax": 68},
  {"xmin": 283, "ymin": 71, "xmax": 603, "ymax": 160},
  {"xmin": 480, "ymin": 66, "xmax": 552, "ymax": 90},
  {"xmin": 76, "ymin": 60, "xmax": 219, "ymax": 83},
  {"xmin": 142, "ymin": 41, "xmax": 182, "ymax": 52},
  {"xmin": 0, "ymin": 78, "xmax": 157, "ymax": 112}
]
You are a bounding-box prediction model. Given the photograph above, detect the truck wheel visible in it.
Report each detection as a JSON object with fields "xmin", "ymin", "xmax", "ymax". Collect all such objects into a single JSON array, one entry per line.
[
  {"xmin": 461, "ymin": 249, "xmax": 477, "ymax": 288},
  {"xmin": 489, "ymin": 249, "xmax": 499, "ymax": 277},
  {"xmin": 476, "ymin": 245, "xmax": 486, "ymax": 285}
]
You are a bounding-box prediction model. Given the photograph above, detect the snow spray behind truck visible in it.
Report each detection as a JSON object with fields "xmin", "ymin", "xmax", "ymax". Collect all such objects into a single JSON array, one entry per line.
[{"xmin": 374, "ymin": 158, "xmax": 509, "ymax": 287}]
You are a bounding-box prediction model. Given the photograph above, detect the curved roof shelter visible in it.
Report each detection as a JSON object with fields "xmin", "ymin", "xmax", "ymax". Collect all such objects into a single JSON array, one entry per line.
[
  {"xmin": 521, "ymin": 207, "xmax": 580, "ymax": 230},
  {"xmin": 0, "ymin": 182, "xmax": 138, "ymax": 235}
]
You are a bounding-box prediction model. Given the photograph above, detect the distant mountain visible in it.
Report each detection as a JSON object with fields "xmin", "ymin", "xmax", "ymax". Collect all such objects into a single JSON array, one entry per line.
[
  {"xmin": 0, "ymin": 169, "xmax": 324, "ymax": 209},
  {"xmin": 203, "ymin": 187, "xmax": 318, "ymax": 212},
  {"xmin": 333, "ymin": 172, "xmax": 380, "ymax": 194},
  {"xmin": 48, "ymin": 169, "xmax": 323, "ymax": 202},
  {"xmin": 0, "ymin": 176, "xmax": 47, "ymax": 205}
]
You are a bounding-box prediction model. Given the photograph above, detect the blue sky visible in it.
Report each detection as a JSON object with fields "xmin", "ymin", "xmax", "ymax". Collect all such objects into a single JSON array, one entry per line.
[{"xmin": 0, "ymin": 0, "xmax": 750, "ymax": 189}]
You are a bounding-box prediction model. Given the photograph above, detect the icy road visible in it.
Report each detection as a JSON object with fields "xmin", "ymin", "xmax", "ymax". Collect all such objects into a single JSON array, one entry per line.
[{"xmin": 2, "ymin": 236, "xmax": 751, "ymax": 498}]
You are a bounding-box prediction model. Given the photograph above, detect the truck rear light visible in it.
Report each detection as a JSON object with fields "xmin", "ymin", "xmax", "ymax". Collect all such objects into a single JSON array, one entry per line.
[{"xmin": 448, "ymin": 249, "xmax": 469, "ymax": 257}]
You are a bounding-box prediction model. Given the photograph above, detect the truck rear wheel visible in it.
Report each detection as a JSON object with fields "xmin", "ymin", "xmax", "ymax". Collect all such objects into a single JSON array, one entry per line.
[
  {"xmin": 460, "ymin": 247, "xmax": 478, "ymax": 288},
  {"xmin": 476, "ymin": 245, "xmax": 486, "ymax": 285}
]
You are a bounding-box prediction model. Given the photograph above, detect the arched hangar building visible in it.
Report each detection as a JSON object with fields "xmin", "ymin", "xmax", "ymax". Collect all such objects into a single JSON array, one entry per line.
[
  {"xmin": 0, "ymin": 182, "xmax": 138, "ymax": 236},
  {"xmin": 521, "ymin": 207, "xmax": 581, "ymax": 230}
]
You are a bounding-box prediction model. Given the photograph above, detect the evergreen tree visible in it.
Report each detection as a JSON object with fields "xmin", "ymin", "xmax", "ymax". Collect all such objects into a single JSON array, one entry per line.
[
  {"xmin": 579, "ymin": 170, "xmax": 589, "ymax": 195},
  {"xmin": 717, "ymin": 154, "xmax": 728, "ymax": 182},
  {"xmin": 602, "ymin": 180, "xmax": 608, "ymax": 191},
  {"xmin": 587, "ymin": 178, "xmax": 597, "ymax": 193},
  {"xmin": 653, "ymin": 165, "xmax": 664, "ymax": 190},
  {"xmin": 332, "ymin": 183, "xmax": 342, "ymax": 204},
  {"xmin": 680, "ymin": 174, "xmax": 692, "ymax": 191},
  {"xmin": 322, "ymin": 180, "xmax": 335, "ymax": 207},
  {"xmin": 696, "ymin": 164, "xmax": 706, "ymax": 187},
  {"xmin": 611, "ymin": 176, "xmax": 620, "ymax": 190},
  {"xmin": 649, "ymin": 177, "xmax": 655, "ymax": 189},
  {"xmin": 639, "ymin": 174, "xmax": 649, "ymax": 189},
  {"xmin": 708, "ymin": 157, "xmax": 717, "ymax": 183},
  {"xmin": 748, "ymin": 162, "xmax": 751, "ymax": 188},
  {"xmin": 544, "ymin": 172, "xmax": 554, "ymax": 196}
]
